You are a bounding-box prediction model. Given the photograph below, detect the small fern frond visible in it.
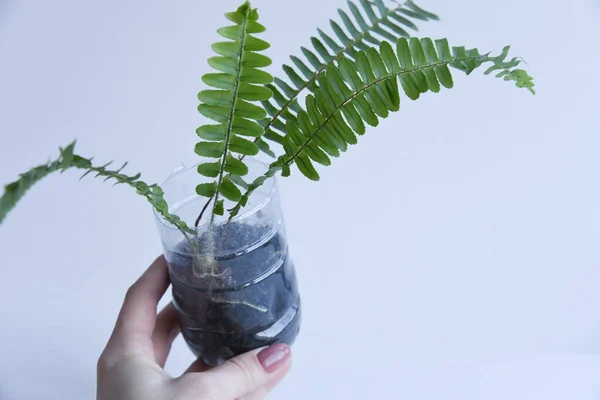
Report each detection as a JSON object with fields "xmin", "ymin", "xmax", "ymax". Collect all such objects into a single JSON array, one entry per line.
[
  {"xmin": 254, "ymin": 0, "xmax": 438, "ymax": 155},
  {"xmin": 195, "ymin": 1, "xmax": 273, "ymax": 221},
  {"xmin": 0, "ymin": 142, "xmax": 193, "ymax": 234},
  {"xmin": 227, "ymin": 37, "xmax": 534, "ymax": 218}
]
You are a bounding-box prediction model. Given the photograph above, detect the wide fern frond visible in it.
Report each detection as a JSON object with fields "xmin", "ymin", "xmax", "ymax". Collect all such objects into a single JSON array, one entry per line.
[
  {"xmin": 227, "ymin": 37, "xmax": 535, "ymax": 217},
  {"xmin": 195, "ymin": 1, "xmax": 273, "ymax": 220},
  {"xmin": 0, "ymin": 142, "xmax": 193, "ymax": 234},
  {"xmin": 254, "ymin": 0, "xmax": 439, "ymax": 155}
]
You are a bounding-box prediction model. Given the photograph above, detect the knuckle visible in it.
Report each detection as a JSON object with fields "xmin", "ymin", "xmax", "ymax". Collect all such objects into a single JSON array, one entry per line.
[
  {"xmin": 96, "ymin": 353, "xmax": 108, "ymax": 374},
  {"xmin": 125, "ymin": 283, "xmax": 137, "ymax": 299},
  {"xmin": 97, "ymin": 353, "xmax": 139, "ymax": 377},
  {"xmin": 96, "ymin": 352, "xmax": 116, "ymax": 375}
]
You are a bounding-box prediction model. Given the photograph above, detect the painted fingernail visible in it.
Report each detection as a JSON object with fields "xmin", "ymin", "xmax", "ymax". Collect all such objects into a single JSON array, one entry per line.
[{"xmin": 257, "ymin": 344, "xmax": 291, "ymax": 373}]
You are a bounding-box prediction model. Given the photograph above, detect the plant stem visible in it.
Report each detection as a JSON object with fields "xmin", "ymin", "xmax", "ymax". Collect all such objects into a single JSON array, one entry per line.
[{"xmin": 195, "ymin": 195, "xmax": 213, "ymax": 227}]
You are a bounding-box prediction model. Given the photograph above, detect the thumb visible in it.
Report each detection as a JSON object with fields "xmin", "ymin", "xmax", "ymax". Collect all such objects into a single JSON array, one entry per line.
[{"xmin": 202, "ymin": 344, "xmax": 292, "ymax": 399}]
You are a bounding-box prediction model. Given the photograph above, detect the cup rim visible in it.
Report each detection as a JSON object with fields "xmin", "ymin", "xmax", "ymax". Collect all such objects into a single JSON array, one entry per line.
[{"xmin": 153, "ymin": 158, "xmax": 276, "ymax": 232}]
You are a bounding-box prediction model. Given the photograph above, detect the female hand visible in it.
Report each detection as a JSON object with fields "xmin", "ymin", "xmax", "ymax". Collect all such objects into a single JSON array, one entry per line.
[{"xmin": 97, "ymin": 255, "xmax": 292, "ymax": 400}]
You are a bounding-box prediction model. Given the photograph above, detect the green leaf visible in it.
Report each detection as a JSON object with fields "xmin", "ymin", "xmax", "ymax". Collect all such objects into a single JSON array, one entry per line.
[
  {"xmin": 196, "ymin": 124, "xmax": 226, "ymax": 141},
  {"xmin": 220, "ymin": 175, "xmax": 242, "ymax": 201},
  {"xmin": 241, "ymin": 68, "xmax": 274, "ymax": 84},
  {"xmin": 311, "ymin": 37, "xmax": 334, "ymax": 63},
  {"xmin": 286, "ymin": 121, "xmax": 306, "ymax": 147},
  {"xmin": 406, "ymin": 2, "xmax": 439, "ymax": 21},
  {"xmin": 396, "ymin": 38, "xmax": 414, "ymax": 69},
  {"xmin": 229, "ymin": 174, "xmax": 250, "ymax": 189},
  {"xmin": 245, "ymin": 35, "xmax": 270, "ymax": 51},
  {"xmin": 341, "ymin": 102, "xmax": 365, "ymax": 135},
  {"xmin": 420, "ymin": 38, "xmax": 440, "ymax": 63},
  {"xmin": 246, "ymin": 20, "xmax": 266, "ymax": 33},
  {"xmin": 197, "ymin": 104, "xmax": 230, "ymax": 123},
  {"xmin": 232, "ymin": 116, "xmax": 264, "ymax": 137},
  {"xmin": 409, "ymin": 38, "xmax": 427, "ymax": 67},
  {"xmin": 195, "ymin": 142, "xmax": 225, "ymax": 158},
  {"xmin": 305, "ymin": 141, "xmax": 332, "ymax": 166},
  {"xmin": 230, "ymin": 134, "xmax": 260, "ymax": 155},
  {"xmin": 256, "ymin": 138, "xmax": 276, "ymax": 158},
  {"xmin": 224, "ymin": 152, "xmax": 249, "ymax": 175},
  {"xmin": 202, "ymin": 73, "xmax": 236, "ymax": 90},
  {"xmin": 264, "ymin": 129, "xmax": 285, "ymax": 145},
  {"xmin": 347, "ymin": 0, "xmax": 369, "ymax": 31},
  {"xmin": 238, "ymin": 83, "xmax": 272, "ymax": 101},
  {"xmin": 290, "ymin": 55, "xmax": 314, "ymax": 80},
  {"xmin": 389, "ymin": 13, "xmax": 419, "ymax": 31},
  {"xmin": 379, "ymin": 41, "xmax": 401, "ymax": 73},
  {"xmin": 235, "ymin": 100, "xmax": 267, "ymax": 119},
  {"xmin": 317, "ymin": 29, "xmax": 344, "ymax": 55},
  {"xmin": 331, "ymin": 20, "xmax": 354, "ymax": 46},
  {"xmin": 434, "ymin": 64, "xmax": 453, "ymax": 89},
  {"xmin": 217, "ymin": 25, "xmax": 243, "ymax": 40},
  {"xmin": 373, "ymin": 25, "xmax": 397, "ymax": 42},
  {"xmin": 301, "ymin": 47, "xmax": 323, "ymax": 70},
  {"xmin": 283, "ymin": 64, "xmax": 307, "ymax": 89},
  {"xmin": 381, "ymin": 18, "xmax": 410, "ymax": 38},
  {"xmin": 243, "ymin": 52, "xmax": 272, "ymax": 68},
  {"xmin": 225, "ymin": 3, "xmax": 248, "ymax": 24},
  {"xmin": 274, "ymin": 78, "xmax": 297, "ymax": 99},
  {"xmin": 399, "ymin": 8, "xmax": 429, "ymax": 21},
  {"xmin": 338, "ymin": 10, "xmax": 361, "ymax": 39},
  {"xmin": 198, "ymin": 90, "xmax": 233, "ymax": 107},
  {"xmin": 196, "ymin": 182, "xmax": 217, "ymax": 197},
  {"xmin": 359, "ymin": 0, "xmax": 378, "ymax": 23},
  {"xmin": 295, "ymin": 154, "xmax": 320, "ymax": 181},
  {"xmin": 212, "ymin": 41, "xmax": 240, "ymax": 58},
  {"xmin": 214, "ymin": 199, "xmax": 225, "ymax": 215},
  {"xmin": 197, "ymin": 162, "xmax": 221, "ymax": 178},
  {"xmin": 208, "ymin": 56, "xmax": 237, "ymax": 74},
  {"xmin": 435, "ymin": 38, "xmax": 453, "ymax": 62}
]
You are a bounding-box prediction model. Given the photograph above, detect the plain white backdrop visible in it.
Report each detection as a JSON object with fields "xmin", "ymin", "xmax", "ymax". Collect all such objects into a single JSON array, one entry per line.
[{"xmin": 1, "ymin": 0, "xmax": 600, "ymax": 398}]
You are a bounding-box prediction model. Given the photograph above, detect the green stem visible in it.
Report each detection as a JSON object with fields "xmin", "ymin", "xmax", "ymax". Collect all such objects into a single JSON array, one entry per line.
[{"xmin": 208, "ymin": 10, "xmax": 249, "ymax": 226}]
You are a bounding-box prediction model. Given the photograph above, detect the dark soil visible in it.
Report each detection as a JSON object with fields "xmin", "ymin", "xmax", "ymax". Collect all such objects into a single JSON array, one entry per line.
[{"xmin": 165, "ymin": 222, "xmax": 301, "ymax": 366}]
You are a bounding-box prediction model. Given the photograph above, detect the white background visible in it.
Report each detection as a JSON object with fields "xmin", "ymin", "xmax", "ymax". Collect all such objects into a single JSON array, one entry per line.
[{"xmin": 1, "ymin": 0, "xmax": 600, "ymax": 398}]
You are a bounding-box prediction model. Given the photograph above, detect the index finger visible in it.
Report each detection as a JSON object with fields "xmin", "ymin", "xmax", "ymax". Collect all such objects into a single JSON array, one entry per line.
[{"xmin": 112, "ymin": 255, "xmax": 171, "ymax": 339}]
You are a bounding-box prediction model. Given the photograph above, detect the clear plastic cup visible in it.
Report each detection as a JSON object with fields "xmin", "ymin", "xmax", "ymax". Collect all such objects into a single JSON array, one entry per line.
[{"xmin": 154, "ymin": 160, "xmax": 301, "ymax": 366}]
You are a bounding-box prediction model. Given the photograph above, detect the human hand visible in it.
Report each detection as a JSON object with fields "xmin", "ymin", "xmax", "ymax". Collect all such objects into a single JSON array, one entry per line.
[{"xmin": 97, "ymin": 256, "xmax": 292, "ymax": 400}]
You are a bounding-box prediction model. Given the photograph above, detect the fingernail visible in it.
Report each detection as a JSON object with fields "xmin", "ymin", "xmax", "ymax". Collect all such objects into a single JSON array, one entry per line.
[{"xmin": 257, "ymin": 344, "xmax": 291, "ymax": 373}]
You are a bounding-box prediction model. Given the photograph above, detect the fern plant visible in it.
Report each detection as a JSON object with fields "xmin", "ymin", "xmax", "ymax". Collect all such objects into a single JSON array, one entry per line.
[
  {"xmin": 0, "ymin": 0, "xmax": 534, "ymax": 243},
  {"xmin": 194, "ymin": 3, "xmax": 273, "ymax": 226},
  {"xmin": 256, "ymin": 0, "xmax": 440, "ymax": 153}
]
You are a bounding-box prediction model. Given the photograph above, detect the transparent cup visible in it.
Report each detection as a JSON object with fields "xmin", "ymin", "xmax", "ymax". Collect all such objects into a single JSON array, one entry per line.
[{"xmin": 154, "ymin": 160, "xmax": 301, "ymax": 366}]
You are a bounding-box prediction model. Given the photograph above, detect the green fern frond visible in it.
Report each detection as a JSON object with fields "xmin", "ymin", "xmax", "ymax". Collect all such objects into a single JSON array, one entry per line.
[
  {"xmin": 254, "ymin": 0, "xmax": 438, "ymax": 155},
  {"xmin": 228, "ymin": 37, "xmax": 535, "ymax": 217},
  {"xmin": 195, "ymin": 1, "xmax": 273, "ymax": 220},
  {"xmin": 0, "ymin": 142, "xmax": 193, "ymax": 234}
]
